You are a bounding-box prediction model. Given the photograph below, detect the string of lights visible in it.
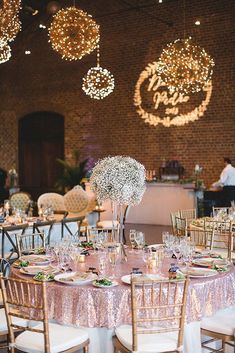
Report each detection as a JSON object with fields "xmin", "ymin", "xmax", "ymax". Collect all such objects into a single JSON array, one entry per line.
[
  {"xmin": 82, "ymin": 45, "xmax": 115, "ymax": 100},
  {"xmin": 156, "ymin": 38, "xmax": 215, "ymax": 94},
  {"xmin": 0, "ymin": 40, "xmax": 11, "ymax": 64},
  {"xmin": 48, "ymin": 6, "xmax": 100, "ymax": 61},
  {"xmin": 0, "ymin": 0, "xmax": 21, "ymax": 64}
]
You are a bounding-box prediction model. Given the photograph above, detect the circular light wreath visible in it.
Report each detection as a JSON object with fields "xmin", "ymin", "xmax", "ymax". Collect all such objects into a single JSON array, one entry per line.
[
  {"xmin": 157, "ymin": 37, "xmax": 215, "ymax": 94},
  {"xmin": 48, "ymin": 7, "xmax": 100, "ymax": 61},
  {"xmin": 82, "ymin": 66, "xmax": 115, "ymax": 100},
  {"xmin": 134, "ymin": 61, "xmax": 213, "ymax": 127},
  {"xmin": 0, "ymin": 41, "xmax": 11, "ymax": 64}
]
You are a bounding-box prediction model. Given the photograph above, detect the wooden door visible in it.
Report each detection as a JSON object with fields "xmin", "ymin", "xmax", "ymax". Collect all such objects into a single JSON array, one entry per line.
[{"xmin": 19, "ymin": 112, "xmax": 64, "ymax": 200}]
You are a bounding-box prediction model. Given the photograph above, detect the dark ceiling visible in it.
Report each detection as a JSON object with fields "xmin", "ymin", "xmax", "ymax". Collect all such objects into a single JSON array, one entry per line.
[{"xmin": 20, "ymin": 0, "xmax": 176, "ymax": 30}]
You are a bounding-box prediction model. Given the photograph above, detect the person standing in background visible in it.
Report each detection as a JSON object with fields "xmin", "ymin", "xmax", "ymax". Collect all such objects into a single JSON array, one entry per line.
[
  {"xmin": 212, "ymin": 157, "xmax": 235, "ymax": 206},
  {"xmin": 0, "ymin": 168, "xmax": 9, "ymax": 206}
]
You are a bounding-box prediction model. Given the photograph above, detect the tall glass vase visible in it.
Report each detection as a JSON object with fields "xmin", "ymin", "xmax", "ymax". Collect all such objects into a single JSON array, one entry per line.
[{"xmin": 111, "ymin": 202, "xmax": 124, "ymax": 244}]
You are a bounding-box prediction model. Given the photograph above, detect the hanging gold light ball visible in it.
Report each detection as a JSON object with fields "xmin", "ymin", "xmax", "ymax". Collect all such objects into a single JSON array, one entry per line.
[
  {"xmin": 0, "ymin": 41, "xmax": 11, "ymax": 64},
  {"xmin": 0, "ymin": 0, "xmax": 21, "ymax": 43},
  {"xmin": 82, "ymin": 66, "xmax": 115, "ymax": 100},
  {"xmin": 48, "ymin": 7, "xmax": 100, "ymax": 61},
  {"xmin": 157, "ymin": 37, "xmax": 215, "ymax": 94},
  {"xmin": 0, "ymin": 9, "xmax": 21, "ymax": 42}
]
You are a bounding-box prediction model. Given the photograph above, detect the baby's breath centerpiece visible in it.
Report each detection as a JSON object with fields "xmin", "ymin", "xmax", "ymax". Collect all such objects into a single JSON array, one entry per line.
[
  {"xmin": 90, "ymin": 156, "xmax": 146, "ymax": 205},
  {"xmin": 90, "ymin": 156, "xmax": 146, "ymax": 243}
]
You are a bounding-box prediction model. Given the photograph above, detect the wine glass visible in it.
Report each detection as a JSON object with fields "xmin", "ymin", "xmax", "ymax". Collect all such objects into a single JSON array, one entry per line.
[
  {"xmin": 4, "ymin": 200, "xmax": 10, "ymax": 219},
  {"xmin": 142, "ymin": 247, "xmax": 152, "ymax": 264},
  {"xmin": 172, "ymin": 238, "xmax": 182, "ymax": 265},
  {"xmin": 129, "ymin": 229, "xmax": 136, "ymax": 252},
  {"xmin": 108, "ymin": 246, "xmax": 118, "ymax": 278},
  {"xmin": 135, "ymin": 232, "xmax": 145, "ymax": 249},
  {"xmin": 98, "ymin": 249, "xmax": 107, "ymax": 277}
]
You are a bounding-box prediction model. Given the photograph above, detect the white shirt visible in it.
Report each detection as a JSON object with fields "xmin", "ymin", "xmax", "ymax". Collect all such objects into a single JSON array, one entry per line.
[{"xmin": 214, "ymin": 164, "xmax": 235, "ymax": 187}]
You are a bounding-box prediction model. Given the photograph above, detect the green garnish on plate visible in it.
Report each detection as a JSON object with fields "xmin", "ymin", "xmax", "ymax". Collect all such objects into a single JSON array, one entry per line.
[
  {"xmin": 18, "ymin": 260, "xmax": 29, "ymax": 268},
  {"xmin": 79, "ymin": 242, "xmax": 94, "ymax": 249},
  {"xmin": 212, "ymin": 265, "xmax": 228, "ymax": 272},
  {"xmin": 34, "ymin": 272, "xmax": 55, "ymax": 281},
  {"xmin": 94, "ymin": 278, "xmax": 113, "ymax": 286}
]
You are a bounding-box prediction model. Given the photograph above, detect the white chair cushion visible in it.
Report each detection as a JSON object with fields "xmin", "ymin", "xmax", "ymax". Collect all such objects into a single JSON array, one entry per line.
[
  {"xmin": 115, "ymin": 325, "xmax": 180, "ymax": 353},
  {"xmin": 201, "ymin": 305, "xmax": 235, "ymax": 336},
  {"xmin": 15, "ymin": 322, "xmax": 89, "ymax": 353},
  {"xmin": 0, "ymin": 308, "xmax": 29, "ymax": 335},
  {"xmin": 97, "ymin": 220, "xmax": 119, "ymax": 229}
]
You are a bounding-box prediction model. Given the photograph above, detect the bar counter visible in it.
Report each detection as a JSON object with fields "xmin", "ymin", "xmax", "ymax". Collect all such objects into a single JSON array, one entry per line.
[{"xmin": 100, "ymin": 182, "xmax": 196, "ymax": 226}]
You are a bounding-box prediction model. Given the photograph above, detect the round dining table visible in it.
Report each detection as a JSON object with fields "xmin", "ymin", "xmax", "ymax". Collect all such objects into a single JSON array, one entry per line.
[{"xmin": 12, "ymin": 249, "xmax": 235, "ymax": 353}]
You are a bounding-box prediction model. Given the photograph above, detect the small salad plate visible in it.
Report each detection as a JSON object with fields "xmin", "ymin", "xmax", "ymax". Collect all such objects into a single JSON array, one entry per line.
[{"xmin": 92, "ymin": 278, "xmax": 118, "ymax": 288}]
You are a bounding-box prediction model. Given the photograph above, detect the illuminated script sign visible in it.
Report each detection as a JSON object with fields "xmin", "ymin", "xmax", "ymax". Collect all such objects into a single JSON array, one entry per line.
[{"xmin": 134, "ymin": 62, "xmax": 212, "ymax": 127}]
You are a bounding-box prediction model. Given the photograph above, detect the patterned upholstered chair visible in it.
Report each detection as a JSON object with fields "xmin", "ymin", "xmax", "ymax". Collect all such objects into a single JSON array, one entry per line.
[
  {"xmin": 63, "ymin": 186, "xmax": 96, "ymax": 240},
  {"xmin": 9, "ymin": 192, "xmax": 31, "ymax": 212},
  {"xmin": 64, "ymin": 186, "xmax": 89, "ymax": 213},
  {"xmin": 37, "ymin": 193, "xmax": 65, "ymax": 212},
  {"xmin": 64, "ymin": 186, "xmax": 95, "ymax": 217}
]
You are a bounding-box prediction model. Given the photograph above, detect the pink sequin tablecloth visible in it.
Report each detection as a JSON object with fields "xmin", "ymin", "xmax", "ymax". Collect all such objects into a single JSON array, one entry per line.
[{"xmin": 12, "ymin": 251, "xmax": 235, "ymax": 329}]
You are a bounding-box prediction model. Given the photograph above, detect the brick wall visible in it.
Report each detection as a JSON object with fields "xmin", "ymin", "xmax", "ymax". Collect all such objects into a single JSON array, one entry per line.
[{"xmin": 0, "ymin": 0, "xmax": 234, "ymax": 188}]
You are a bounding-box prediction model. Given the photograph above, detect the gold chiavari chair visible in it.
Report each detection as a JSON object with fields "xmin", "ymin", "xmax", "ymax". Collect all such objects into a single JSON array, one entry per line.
[
  {"xmin": 16, "ymin": 232, "xmax": 46, "ymax": 257},
  {"xmin": 0, "ymin": 258, "xmax": 10, "ymax": 308},
  {"xmin": 170, "ymin": 211, "xmax": 180, "ymax": 235},
  {"xmin": 0, "ymin": 272, "xmax": 31, "ymax": 349},
  {"xmin": 179, "ymin": 208, "xmax": 197, "ymax": 223},
  {"xmin": 204, "ymin": 220, "xmax": 233, "ymax": 261},
  {"xmin": 189, "ymin": 219, "xmax": 213, "ymax": 252},
  {"xmin": 175, "ymin": 216, "xmax": 187, "ymax": 237},
  {"xmin": 113, "ymin": 276, "xmax": 189, "ymax": 353},
  {"xmin": 0, "ymin": 276, "xmax": 89, "ymax": 353}
]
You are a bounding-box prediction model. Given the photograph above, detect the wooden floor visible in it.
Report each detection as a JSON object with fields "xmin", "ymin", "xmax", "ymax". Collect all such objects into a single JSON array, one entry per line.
[{"xmin": 125, "ymin": 223, "xmax": 172, "ymax": 245}]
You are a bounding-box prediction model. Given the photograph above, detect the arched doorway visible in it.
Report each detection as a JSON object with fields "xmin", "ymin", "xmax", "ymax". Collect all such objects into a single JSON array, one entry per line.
[{"xmin": 19, "ymin": 111, "xmax": 64, "ymax": 200}]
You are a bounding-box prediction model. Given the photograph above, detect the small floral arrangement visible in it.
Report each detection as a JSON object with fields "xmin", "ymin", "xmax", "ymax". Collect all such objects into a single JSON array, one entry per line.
[
  {"xmin": 8, "ymin": 168, "xmax": 18, "ymax": 188},
  {"xmin": 90, "ymin": 156, "xmax": 146, "ymax": 205},
  {"xmin": 193, "ymin": 164, "xmax": 204, "ymax": 190},
  {"xmin": 194, "ymin": 164, "xmax": 203, "ymax": 175}
]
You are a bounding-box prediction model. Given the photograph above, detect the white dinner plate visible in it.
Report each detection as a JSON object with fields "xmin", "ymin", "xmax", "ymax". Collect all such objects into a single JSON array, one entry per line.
[
  {"xmin": 121, "ymin": 274, "xmax": 164, "ymax": 285},
  {"xmin": 20, "ymin": 255, "xmax": 50, "ymax": 266},
  {"xmin": 180, "ymin": 267, "xmax": 218, "ymax": 278},
  {"xmin": 20, "ymin": 265, "xmax": 59, "ymax": 276},
  {"xmin": 192, "ymin": 258, "xmax": 228, "ymax": 267},
  {"xmin": 54, "ymin": 272, "xmax": 97, "ymax": 286},
  {"xmin": 92, "ymin": 280, "xmax": 118, "ymax": 288}
]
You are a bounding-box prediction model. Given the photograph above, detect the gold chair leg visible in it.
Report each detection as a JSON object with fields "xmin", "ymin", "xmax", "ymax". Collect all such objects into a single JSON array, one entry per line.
[{"xmin": 83, "ymin": 345, "xmax": 88, "ymax": 353}]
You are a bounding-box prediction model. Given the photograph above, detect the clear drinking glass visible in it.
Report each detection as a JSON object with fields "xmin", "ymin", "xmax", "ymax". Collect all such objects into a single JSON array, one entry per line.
[
  {"xmin": 135, "ymin": 231, "xmax": 145, "ymax": 249},
  {"xmin": 4, "ymin": 200, "xmax": 10, "ymax": 219},
  {"xmin": 108, "ymin": 246, "xmax": 118, "ymax": 278},
  {"xmin": 98, "ymin": 249, "xmax": 107, "ymax": 277},
  {"xmin": 129, "ymin": 229, "xmax": 136, "ymax": 252}
]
